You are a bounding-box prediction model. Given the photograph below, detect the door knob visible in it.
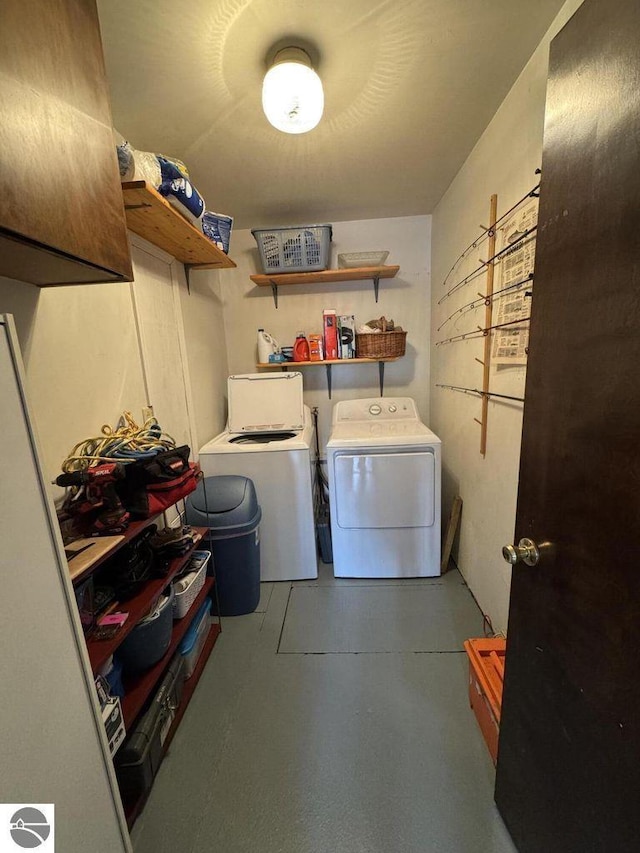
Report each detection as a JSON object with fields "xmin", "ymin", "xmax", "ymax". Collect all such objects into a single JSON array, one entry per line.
[{"xmin": 502, "ymin": 538, "xmax": 540, "ymax": 566}]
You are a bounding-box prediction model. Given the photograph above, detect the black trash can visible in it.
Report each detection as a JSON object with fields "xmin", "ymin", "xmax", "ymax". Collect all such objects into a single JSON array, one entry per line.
[{"xmin": 185, "ymin": 475, "xmax": 262, "ymax": 616}]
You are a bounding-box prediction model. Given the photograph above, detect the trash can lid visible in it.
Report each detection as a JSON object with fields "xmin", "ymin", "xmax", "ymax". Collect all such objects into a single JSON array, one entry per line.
[
  {"xmin": 191, "ymin": 475, "xmax": 254, "ymax": 514},
  {"xmin": 186, "ymin": 475, "xmax": 262, "ymax": 536}
]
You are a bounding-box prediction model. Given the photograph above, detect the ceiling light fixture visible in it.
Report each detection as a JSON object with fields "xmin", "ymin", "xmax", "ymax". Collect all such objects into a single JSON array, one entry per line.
[{"xmin": 262, "ymin": 47, "xmax": 324, "ymax": 134}]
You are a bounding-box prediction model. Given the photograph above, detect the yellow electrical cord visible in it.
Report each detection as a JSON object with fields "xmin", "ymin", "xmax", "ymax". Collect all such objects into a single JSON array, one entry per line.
[{"xmin": 61, "ymin": 411, "xmax": 177, "ymax": 473}]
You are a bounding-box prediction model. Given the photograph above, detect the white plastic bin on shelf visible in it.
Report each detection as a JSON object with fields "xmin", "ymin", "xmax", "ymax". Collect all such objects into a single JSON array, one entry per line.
[{"xmin": 172, "ymin": 550, "xmax": 210, "ymax": 619}]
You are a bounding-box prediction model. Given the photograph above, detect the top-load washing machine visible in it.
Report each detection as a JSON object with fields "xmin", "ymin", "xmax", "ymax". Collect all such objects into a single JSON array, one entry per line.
[
  {"xmin": 199, "ymin": 372, "xmax": 317, "ymax": 582},
  {"xmin": 326, "ymin": 397, "xmax": 441, "ymax": 578}
]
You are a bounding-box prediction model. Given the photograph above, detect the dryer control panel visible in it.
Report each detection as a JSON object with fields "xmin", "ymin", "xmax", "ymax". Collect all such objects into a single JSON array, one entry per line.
[{"xmin": 333, "ymin": 397, "xmax": 419, "ymax": 423}]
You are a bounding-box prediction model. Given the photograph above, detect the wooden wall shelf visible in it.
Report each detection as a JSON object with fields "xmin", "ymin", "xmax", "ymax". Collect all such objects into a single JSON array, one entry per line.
[
  {"xmin": 122, "ymin": 181, "xmax": 236, "ymax": 272},
  {"xmin": 250, "ymin": 265, "xmax": 400, "ymax": 307},
  {"xmin": 256, "ymin": 357, "xmax": 401, "ymax": 398}
]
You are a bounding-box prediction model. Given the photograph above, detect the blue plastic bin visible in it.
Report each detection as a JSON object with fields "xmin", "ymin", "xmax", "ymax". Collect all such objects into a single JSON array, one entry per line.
[
  {"xmin": 186, "ymin": 476, "xmax": 262, "ymax": 616},
  {"xmin": 118, "ymin": 585, "xmax": 175, "ymax": 673},
  {"xmin": 178, "ymin": 597, "xmax": 212, "ymax": 679}
]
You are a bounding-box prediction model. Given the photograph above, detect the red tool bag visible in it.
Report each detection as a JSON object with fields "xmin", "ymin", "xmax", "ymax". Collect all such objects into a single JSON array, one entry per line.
[{"xmin": 117, "ymin": 446, "xmax": 201, "ymax": 518}]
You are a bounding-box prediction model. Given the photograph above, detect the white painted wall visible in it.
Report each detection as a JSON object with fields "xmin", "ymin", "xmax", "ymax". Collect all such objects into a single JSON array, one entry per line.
[
  {"xmin": 0, "ymin": 276, "xmax": 147, "ymax": 485},
  {"xmin": 430, "ymin": 0, "xmax": 584, "ymax": 632},
  {"xmin": 176, "ymin": 264, "xmax": 229, "ymax": 452},
  {"xmin": 0, "ymin": 241, "xmax": 228, "ymax": 491},
  {"xmin": 219, "ymin": 216, "xmax": 431, "ymax": 452}
]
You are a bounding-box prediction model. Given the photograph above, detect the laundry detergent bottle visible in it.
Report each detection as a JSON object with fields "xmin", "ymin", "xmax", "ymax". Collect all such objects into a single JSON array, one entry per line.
[
  {"xmin": 257, "ymin": 329, "xmax": 278, "ymax": 363},
  {"xmin": 293, "ymin": 332, "xmax": 310, "ymax": 362}
]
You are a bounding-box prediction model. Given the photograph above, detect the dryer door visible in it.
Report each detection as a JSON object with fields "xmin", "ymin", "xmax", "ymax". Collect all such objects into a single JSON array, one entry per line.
[{"xmin": 334, "ymin": 450, "xmax": 435, "ymax": 529}]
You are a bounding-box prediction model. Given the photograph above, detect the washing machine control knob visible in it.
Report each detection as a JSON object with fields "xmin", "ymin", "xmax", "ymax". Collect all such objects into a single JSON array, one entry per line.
[
  {"xmin": 369, "ymin": 404, "xmax": 382, "ymax": 416},
  {"xmin": 388, "ymin": 405, "xmax": 397, "ymax": 413}
]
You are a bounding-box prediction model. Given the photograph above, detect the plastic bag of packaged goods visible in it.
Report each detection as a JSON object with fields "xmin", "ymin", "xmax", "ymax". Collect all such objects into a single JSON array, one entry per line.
[
  {"xmin": 157, "ymin": 157, "xmax": 205, "ymax": 224},
  {"xmin": 117, "ymin": 141, "xmax": 190, "ymax": 189},
  {"xmin": 202, "ymin": 211, "xmax": 233, "ymax": 254},
  {"xmin": 116, "ymin": 140, "xmax": 162, "ymax": 187}
]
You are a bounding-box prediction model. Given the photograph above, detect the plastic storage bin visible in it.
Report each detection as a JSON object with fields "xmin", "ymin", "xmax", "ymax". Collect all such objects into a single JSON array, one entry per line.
[
  {"xmin": 178, "ymin": 597, "xmax": 212, "ymax": 679},
  {"xmin": 251, "ymin": 224, "xmax": 332, "ymax": 273},
  {"xmin": 172, "ymin": 550, "xmax": 210, "ymax": 619},
  {"xmin": 186, "ymin": 476, "xmax": 262, "ymax": 616},
  {"xmin": 117, "ymin": 586, "xmax": 175, "ymax": 673}
]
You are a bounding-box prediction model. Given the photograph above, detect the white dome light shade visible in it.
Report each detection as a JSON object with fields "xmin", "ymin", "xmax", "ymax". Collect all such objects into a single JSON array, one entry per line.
[{"xmin": 262, "ymin": 48, "xmax": 324, "ymax": 134}]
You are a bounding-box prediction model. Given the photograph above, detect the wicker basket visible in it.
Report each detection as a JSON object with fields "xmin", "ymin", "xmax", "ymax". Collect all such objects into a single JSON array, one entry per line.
[{"xmin": 355, "ymin": 318, "xmax": 407, "ymax": 358}]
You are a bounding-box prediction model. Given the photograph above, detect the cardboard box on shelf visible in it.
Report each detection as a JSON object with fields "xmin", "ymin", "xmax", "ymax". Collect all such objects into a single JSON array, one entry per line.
[
  {"xmin": 102, "ymin": 696, "xmax": 126, "ymax": 756},
  {"xmin": 338, "ymin": 315, "xmax": 356, "ymax": 359},
  {"xmin": 323, "ymin": 310, "xmax": 338, "ymax": 360},
  {"xmin": 309, "ymin": 334, "xmax": 324, "ymax": 361}
]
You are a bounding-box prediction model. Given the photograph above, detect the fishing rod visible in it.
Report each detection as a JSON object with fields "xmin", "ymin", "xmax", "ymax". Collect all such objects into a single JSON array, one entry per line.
[
  {"xmin": 436, "ymin": 383, "xmax": 525, "ymax": 404},
  {"xmin": 441, "ymin": 177, "xmax": 540, "ymax": 290},
  {"xmin": 435, "ymin": 316, "xmax": 531, "ymax": 346},
  {"xmin": 439, "ymin": 226, "xmax": 538, "ymax": 305},
  {"xmin": 437, "ymin": 273, "xmax": 533, "ymax": 331}
]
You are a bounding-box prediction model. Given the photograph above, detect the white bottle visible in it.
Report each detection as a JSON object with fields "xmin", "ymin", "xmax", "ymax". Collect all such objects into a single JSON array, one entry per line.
[{"xmin": 257, "ymin": 329, "xmax": 278, "ymax": 363}]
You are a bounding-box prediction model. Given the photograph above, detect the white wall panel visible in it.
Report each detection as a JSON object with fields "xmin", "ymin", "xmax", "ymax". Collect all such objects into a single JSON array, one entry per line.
[
  {"xmin": 130, "ymin": 243, "xmax": 194, "ymax": 452},
  {"xmin": 176, "ymin": 265, "xmax": 229, "ymax": 450},
  {"xmin": 430, "ymin": 0, "xmax": 585, "ymax": 632},
  {"xmin": 0, "ymin": 276, "xmax": 146, "ymax": 487}
]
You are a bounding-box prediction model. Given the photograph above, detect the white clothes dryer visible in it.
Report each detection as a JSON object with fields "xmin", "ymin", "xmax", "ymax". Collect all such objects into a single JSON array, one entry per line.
[
  {"xmin": 327, "ymin": 397, "xmax": 441, "ymax": 578},
  {"xmin": 199, "ymin": 373, "xmax": 317, "ymax": 582}
]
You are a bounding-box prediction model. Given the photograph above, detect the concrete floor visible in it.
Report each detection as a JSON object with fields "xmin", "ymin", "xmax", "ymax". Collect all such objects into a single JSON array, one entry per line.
[{"xmin": 131, "ymin": 564, "xmax": 516, "ymax": 853}]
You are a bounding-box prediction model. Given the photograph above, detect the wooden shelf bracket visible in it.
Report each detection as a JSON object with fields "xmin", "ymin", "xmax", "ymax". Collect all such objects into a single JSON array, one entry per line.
[{"xmin": 480, "ymin": 194, "xmax": 498, "ymax": 457}]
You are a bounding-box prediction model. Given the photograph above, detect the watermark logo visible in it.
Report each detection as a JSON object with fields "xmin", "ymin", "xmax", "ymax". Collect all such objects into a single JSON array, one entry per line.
[{"xmin": 0, "ymin": 806, "xmax": 54, "ymax": 852}]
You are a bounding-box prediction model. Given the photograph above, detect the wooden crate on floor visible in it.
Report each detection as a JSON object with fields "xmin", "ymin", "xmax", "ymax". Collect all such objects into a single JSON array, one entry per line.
[{"xmin": 463, "ymin": 637, "xmax": 506, "ymax": 765}]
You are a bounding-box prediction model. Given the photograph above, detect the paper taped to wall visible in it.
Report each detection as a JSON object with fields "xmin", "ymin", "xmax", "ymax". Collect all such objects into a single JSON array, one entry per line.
[{"xmin": 492, "ymin": 197, "xmax": 538, "ymax": 365}]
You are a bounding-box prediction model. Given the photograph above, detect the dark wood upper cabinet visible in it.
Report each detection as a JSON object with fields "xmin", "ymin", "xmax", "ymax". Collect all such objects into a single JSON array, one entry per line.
[{"xmin": 0, "ymin": 0, "xmax": 133, "ymax": 286}]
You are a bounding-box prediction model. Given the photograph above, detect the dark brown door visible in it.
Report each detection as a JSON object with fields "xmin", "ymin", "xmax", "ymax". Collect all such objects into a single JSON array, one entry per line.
[{"xmin": 495, "ymin": 1, "xmax": 640, "ymax": 851}]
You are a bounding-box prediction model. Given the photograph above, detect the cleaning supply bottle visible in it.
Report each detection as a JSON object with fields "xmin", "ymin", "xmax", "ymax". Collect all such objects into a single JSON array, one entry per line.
[
  {"xmin": 257, "ymin": 329, "xmax": 278, "ymax": 364},
  {"xmin": 293, "ymin": 332, "xmax": 310, "ymax": 362}
]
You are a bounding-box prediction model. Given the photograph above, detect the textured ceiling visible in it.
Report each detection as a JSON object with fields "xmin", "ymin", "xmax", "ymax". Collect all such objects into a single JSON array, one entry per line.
[{"xmin": 97, "ymin": 0, "xmax": 565, "ymax": 229}]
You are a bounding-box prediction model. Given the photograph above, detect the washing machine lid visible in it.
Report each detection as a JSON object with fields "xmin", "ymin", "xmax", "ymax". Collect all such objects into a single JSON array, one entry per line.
[
  {"xmin": 199, "ymin": 407, "xmax": 313, "ymax": 454},
  {"xmin": 228, "ymin": 372, "xmax": 304, "ymax": 433},
  {"xmin": 327, "ymin": 420, "xmax": 441, "ymax": 448}
]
